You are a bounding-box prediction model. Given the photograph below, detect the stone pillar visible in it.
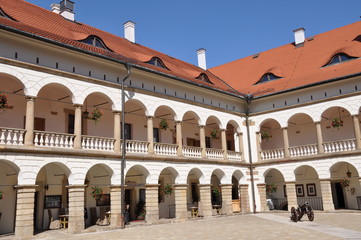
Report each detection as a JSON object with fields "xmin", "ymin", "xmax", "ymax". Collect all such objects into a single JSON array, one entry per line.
[
  {"xmin": 238, "ymin": 132, "xmax": 245, "ymax": 161},
  {"xmin": 256, "ymin": 132, "xmax": 262, "ymax": 161},
  {"xmin": 173, "ymin": 184, "xmax": 188, "ymax": 220},
  {"xmin": 176, "ymin": 121, "xmax": 183, "ymax": 156},
  {"xmin": 282, "ymin": 127, "xmax": 290, "ymax": 158},
  {"xmin": 220, "ymin": 129, "xmax": 228, "ymax": 160},
  {"xmin": 257, "ymin": 184, "xmax": 268, "ymax": 212},
  {"xmin": 320, "ymin": 179, "xmax": 335, "ymax": 211},
  {"xmin": 199, "ymin": 125, "xmax": 206, "ymax": 158},
  {"xmin": 74, "ymin": 104, "xmax": 83, "ymax": 149},
  {"xmin": 15, "ymin": 185, "xmax": 37, "ymax": 238},
  {"xmin": 24, "ymin": 96, "xmax": 36, "ymax": 146},
  {"xmin": 220, "ymin": 184, "xmax": 233, "ymax": 215},
  {"xmin": 315, "ymin": 122, "xmax": 324, "ymax": 154},
  {"xmin": 113, "ymin": 111, "xmax": 121, "ymax": 152},
  {"xmin": 145, "ymin": 184, "xmax": 159, "ymax": 223},
  {"xmin": 67, "ymin": 185, "xmax": 85, "ymax": 234},
  {"xmin": 352, "ymin": 115, "xmax": 361, "ymax": 149},
  {"xmin": 198, "ymin": 184, "xmax": 212, "ymax": 218},
  {"xmin": 239, "ymin": 184, "xmax": 250, "ymax": 213},
  {"xmin": 285, "ymin": 182, "xmax": 297, "ymax": 211},
  {"xmin": 109, "ymin": 185, "xmax": 122, "ymax": 227},
  {"xmin": 147, "ymin": 116, "xmax": 154, "ymax": 154}
]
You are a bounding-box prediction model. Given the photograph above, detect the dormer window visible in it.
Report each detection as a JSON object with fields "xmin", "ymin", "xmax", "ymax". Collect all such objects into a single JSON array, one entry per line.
[
  {"xmin": 325, "ymin": 53, "xmax": 357, "ymax": 66},
  {"xmin": 146, "ymin": 57, "xmax": 169, "ymax": 69},
  {"xmin": 255, "ymin": 73, "xmax": 282, "ymax": 84},
  {"xmin": 196, "ymin": 73, "xmax": 213, "ymax": 84},
  {"xmin": 79, "ymin": 35, "xmax": 112, "ymax": 51},
  {"xmin": 0, "ymin": 8, "xmax": 16, "ymax": 21}
]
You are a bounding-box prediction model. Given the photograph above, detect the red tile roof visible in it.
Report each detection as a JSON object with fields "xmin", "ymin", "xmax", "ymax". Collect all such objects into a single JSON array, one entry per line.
[
  {"xmin": 210, "ymin": 21, "xmax": 361, "ymax": 97},
  {"xmin": 0, "ymin": 0, "xmax": 239, "ymax": 96}
]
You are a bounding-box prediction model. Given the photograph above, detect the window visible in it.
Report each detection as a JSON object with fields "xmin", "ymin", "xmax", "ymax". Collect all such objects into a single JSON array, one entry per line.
[
  {"xmin": 67, "ymin": 114, "xmax": 75, "ymax": 134},
  {"xmin": 325, "ymin": 53, "xmax": 357, "ymax": 66},
  {"xmin": 122, "ymin": 123, "xmax": 132, "ymax": 140},
  {"xmin": 205, "ymin": 136, "xmax": 211, "ymax": 148},
  {"xmin": 146, "ymin": 57, "xmax": 169, "ymax": 69},
  {"xmin": 196, "ymin": 73, "xmax": 213, "ymax": 84},
  {"xmin": 255, "ymin": 73, "xmax": 281, "ymax": 84},
  {"xmin": 79, "ymin": 35, "xmax": 112, "ymax": 51},
  {"xmin": 153, "ymin": 128, "xmax": 160, "ymax": 143}
]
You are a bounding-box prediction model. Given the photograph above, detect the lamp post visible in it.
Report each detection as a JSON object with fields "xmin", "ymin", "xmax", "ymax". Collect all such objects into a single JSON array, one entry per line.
[{"xmin": 120, "ymin": 64, "xmax": 131, "ymax": 228}]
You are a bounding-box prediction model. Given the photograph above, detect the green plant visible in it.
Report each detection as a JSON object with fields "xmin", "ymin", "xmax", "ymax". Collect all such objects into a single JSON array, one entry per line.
[
  {"xmin": 90, "ymin": 108, "xmax": 103, "ymax": 124},
  {"xmin": 212, "ymin": 186, "xmax": 221, "ymax": 196},
  {"xmin": 340, "ymin": 178, "xmax": 350, "ymax": 188},
  {"xmin": 0, "ymin": 94, "xmax": 10, "ymax": 109},
  {"xmin": 0, "ymin": 190, "xmax": 3, "ymax": 200},
  {"xmin": 159, "ymin": 119, "xmax": 168, "ymax": 130},
  {"xmin": 210, "ymin": 129, "xmax": 218, "ymax": 138},
  {"xmin": 331, "ymin": 118, "xmax": 343, "ymax": 129},
  {"xmin": 90, "ymin": 186, "xmax": 103, "ymax": 201},
  {"xmin": 266, "ymin": 183, "xmax": 277, "ymax": 193},
  {"xmin": 261, "ymin": 132, "xmax": 270, "ymax": 140},
  {"xmin": 135, "ymin": 200, "xmax": 146, "ymax": 217},
  {"xmin": 163, "ymin": 184, "xmax": 173, "ymax": 196}
]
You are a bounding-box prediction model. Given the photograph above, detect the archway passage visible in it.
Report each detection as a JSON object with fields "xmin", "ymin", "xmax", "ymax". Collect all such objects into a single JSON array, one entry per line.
[
  {"xmin": 231, "ymin": 170, "xmax": 244, "ymax": 213},
  {"xmin": 264, "ymin": 168, "xmax": 286, "ymax": 210},
  {"xmin": 158, "ymin": 167, "xmax": 178, "ymax": 219},
  {"xmin": 186, "ymin": 168, "xmax": 203, "ymax": 211}
]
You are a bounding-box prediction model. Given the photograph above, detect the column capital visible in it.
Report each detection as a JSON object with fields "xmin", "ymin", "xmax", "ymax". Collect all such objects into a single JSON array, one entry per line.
[
  {"xmin": 145, "ymin": 184, "xmax": 160, "ymax": 188},
  {"xmin": 282, "ymin": 127, "xmax": 288, "ymax": 130},
  {"xmin": 113, "ymin": 110, "xmax": 121, "ymax": 114},
  {"xmin": 319, "ymin": 178, "xmax": 332, "ymax": 182},
  {"xmin": 315, "ymin": 121, "xmax": 321, "ymax": 125},
  {"xmin": 239, "ymin": 184, "xmax": 249, "ymax": 188},
  {"xmin": 146, "ymin": 115, "xmax": 154, "ymax": 120},
  {"xmin": 220, "ymin": 128, "xmax": 227, "ymax": 132},
  {"xmin": 284, "ymin": 181, "xmax": 296, "ymax": 184},
  {"xmin": 199, "ymin": 125, "xmax": 205, "ymax": 128},
  {"xmin": 66, "ymin": 184, "xmax": 87, "ymax": 189},
  {"xmin": 108, "ymin": 185, "xmax": 122, "ymax": 189},
  {"xmin": 25, "ymin": 95, "xmax": 37, "ymax": 101},
  {"xmin": 351, "ymin": 114, "xmax": 359, "ymax": 118},
  {"xmin": 175, "ymin": 120, "xmax": 182, "ymax": 125},
  {"xmin": 237, "ymin": 132, "xmax": 243, "ymax": 136},
  {"xmin": 219, "ymin": 184, "xmax": 233, "ymax": 187},
  {"xmin": 197, "ymin": 184, "xmax": 212, "ymax": 187},
  {"xmin": 14, "ymin": 184, "xmax": 38, "ymax": 190},
  {"xmin": 73, "ymin": 104, "xmax": 83, "ymax": 108},
  {"xmin": 256, "ymin": 183, "xmax": 266, "ymax": 187}
]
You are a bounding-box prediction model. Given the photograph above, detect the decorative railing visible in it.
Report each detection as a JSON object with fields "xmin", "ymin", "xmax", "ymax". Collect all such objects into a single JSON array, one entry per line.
[
  {"xmin": 289, "ymin": 144, "xmax": 318, "ymax": 157},
  {"xmin": 297, "ymin": 197, "xmax": 323, "ymax": 211},
  {"xmin": 269, "ymin": 197, "xmax": 288, "ymax": 210},
  {"xmin": 125, "ymin": 140, "xmax": 149, "ymax": 154},
  {"xmin": 206, "ymin": 148, "xmax": 224, "ymax": 159},
  {"xmin": 0, "ymin": 127, "xmax": 26, "ymax": 145},
  {"xmin": 182, "ymin": 146, "xmax": 202, "ymax": 158},
  {"xmin": 82, "ymin": 135, "xmax": 115, "ymax": 151},
  {"xmin": 323, "ymin": 139, "xmax": 356, "ymax": 153},
  {"xmin": 260, "ymin": 148, "xmax": 284, "ymax": 160},
  {"xmin": 34, "ymin": 131, "xmax": 74, "ymax": 148},
  {"xmin": 154, "ymin": 143, "xmax": 178, "ymax": 156},
  {"xmin": 227, "ymin": 150, "xmax": 242, "ymax": 161}
]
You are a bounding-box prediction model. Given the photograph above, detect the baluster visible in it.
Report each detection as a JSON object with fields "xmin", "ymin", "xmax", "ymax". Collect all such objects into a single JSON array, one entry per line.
[
  {"xmin": 6, "ymin": 129, "xmax": 13, "ymax": 145},
  {"xmin": 82, "ymin": 137, "xmax": 86, "ymax": 149},
  {"xmin": 39, "ymin": 133, "xmax": 44, "ymax": 147},
  {"xmin": 33, "ymin": 132, "xmax": 39, "ymax": 146},
  {"xmin": 54, "ymin": 134, "xmax": 59, "ymax": 147},
  {"xmin": 64, "ymin": 135, "xmax": 69, "ymax": 148},
  {"xmin": 89, "ymin": 138, "xmax": 94, "ymax": 150},
  {"xmin": 351, "ymin": 140, "xmax": 356, "ymax": 150},
  {"xmin": 0, "ymin": 129, "xmax": 6, "ymax": 145},
  {"xmin": 11, "ymin": 130, "xmax": 18, "ymax": 145},
  {"xmin": 19, "ymin": 130, "xmax": 25, "ymax": 145}
]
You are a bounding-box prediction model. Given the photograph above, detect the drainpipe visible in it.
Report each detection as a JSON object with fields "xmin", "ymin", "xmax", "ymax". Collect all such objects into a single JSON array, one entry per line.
[
  {"xmin": 120, "ymin": 64, "xmax": 131, "ymax": 228},
  {"xmin": 245, "ymin": 94, "xmax": 257, "ymax": 214}
]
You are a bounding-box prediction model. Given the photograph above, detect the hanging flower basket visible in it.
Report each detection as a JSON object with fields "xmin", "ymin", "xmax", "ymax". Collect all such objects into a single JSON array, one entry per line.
[
  {"xmin": 0, "ymin": 190, "xmax": 3, "ymax": 200},
  {"xmin": 0, "ymin": 94, "xmax": 11, "ymax": 110},
  {"xmin": 163, "ymin": 184, "xmax": 173, "ymax": 196},
  {"xmin": 331, "ymin": 118, "xmax": 343, "ymax": 129},
  {"xmin": 160, "ymin": 119, "xmax": 168, "ymax": 130},
  {"xmin": 340, "ymin": 178, "xmax": 350, "ymax": 188},
  {"xmin": 261, "ymin": 132, "xmax": 270, "ymax": 141},
  {"xmin": 212, "ymin": 186, "xmax": 221, "ymax": 196},
  {"xmin": 210, "ymin": 129, "xmax": 218, "ymax": 138},
  {"xmin": 89, "ymin": 108, "xmax": 103, "ymax": 124},
  {"xmin": 266, "ymin": 183, "xmax": 277, "ymax": 193},
  {"xmin": 91, "ymin": 186, "xmax": 103, "ymax": 201}
]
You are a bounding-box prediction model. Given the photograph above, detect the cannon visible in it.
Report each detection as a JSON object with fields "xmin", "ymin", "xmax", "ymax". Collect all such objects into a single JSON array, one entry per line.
[{"xmin": 290, "ymin": 202, "xmax": 314, "ymax": 222}]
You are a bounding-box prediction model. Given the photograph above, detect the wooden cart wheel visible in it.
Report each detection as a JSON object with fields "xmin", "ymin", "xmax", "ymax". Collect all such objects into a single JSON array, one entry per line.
[
  {"xmin": 290, "ymin": 207, "xmax": 298, "ymax": 222},
  {"xmin": 307, "ymin": 206, "xmax": 314, "ymax": 221}
]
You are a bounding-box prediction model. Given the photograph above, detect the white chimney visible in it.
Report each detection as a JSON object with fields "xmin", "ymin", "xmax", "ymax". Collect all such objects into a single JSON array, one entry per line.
[
  {"xmin": 50, "ymin": 3, "xmax": 60, "ymax": 14},
  {"xmin": 293, "ymin": 28, "xmax": 305, "ymax": 46},
  {"xmin": 59, "ymin": 0, "xmax": 75, "ymax": 21},
  {"xmin": 124, "ymin": 21, "xmax": 136, "ymax": 43},
  {"xmin": 196, "ymin": 48, "xmax": 207, "ymax": 70}
]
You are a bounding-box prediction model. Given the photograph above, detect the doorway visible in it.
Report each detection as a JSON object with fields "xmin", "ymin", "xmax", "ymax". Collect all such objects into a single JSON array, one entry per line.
[{"xmin": 331, "ymin": 182, "xmax": 345, "ymax": 209}]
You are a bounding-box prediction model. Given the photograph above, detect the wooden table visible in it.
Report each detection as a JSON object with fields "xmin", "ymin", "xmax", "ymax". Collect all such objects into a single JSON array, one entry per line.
[
  {"xmin": 59, "ymin": 214, "xmax": 69, "ymax": 228},
  {"xmin": 190, "ymin": 207, "xmax": 198, "ymax": 218}
]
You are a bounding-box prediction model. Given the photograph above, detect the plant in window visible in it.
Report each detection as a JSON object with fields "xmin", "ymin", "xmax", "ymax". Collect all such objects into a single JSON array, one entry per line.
[
  {"xmin": 90, "ymin": 186, "xmax": 103, "ymax": 201},
  {"xmin": 212, "ymin": 186, "xmax": 221, "ymax": 196},
  {"xmin": 163, "ymin": 184, "xmax": 173, "ymax": 196},
  {"xmin": 0, "ymin": 190, "xmax": 3, "ymax": 200},
  {"xmin": 135, "ymin": 200, "xmax": 146, "ymax": 218},
  {"xmin": 160, "ymin": 119, "xmax": 168, "ymax": 130},
  {"xmin": 331, "ymin": 118, "xmax": 343, "ymax": 129},
  {"xmin": 266, "ymin": 183, "xmax": 278, "ymax": 193},
  {"xmin": 210, "ymin": 129, "xmax": 218, "ymax": 138},
  {"xmin": 261, "ymin": 132, "xmax": 270, "ymax": 141},
  {"xmin": 89, "ymin": 108, "xmax": 103, "ymax": 124},
  {"xmin": 340, "ymin": 178, "xmax": 350, "ymax": 188},
  {"xmin": 0, "ymin": 94, "xmax": 11, "ymax": 110}
]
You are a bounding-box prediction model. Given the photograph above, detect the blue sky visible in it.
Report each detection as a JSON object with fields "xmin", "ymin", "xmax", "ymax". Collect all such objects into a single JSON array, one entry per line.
[{"xmin": 26, "ymin": 0, "xmax": 361, "ymax": 68}]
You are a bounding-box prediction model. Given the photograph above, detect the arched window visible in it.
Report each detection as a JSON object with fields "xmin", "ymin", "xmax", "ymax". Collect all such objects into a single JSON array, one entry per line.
[
  {"xmin": 325, "ymin": 53, "xmax": 357, "ymax": 66},
  {"xmin": 146, "ymin": 57, "xmax": 169, "ymax": 69},
  {"xmin": 79, "ymin": 35, "xmax": 112, "ymax": 51},
  {"xmin": 255, "ymin": 73, "xmax": 281, "ymax": 84},
  {"xmin": 196, "ymin": 73, "xmax": 213, "ymax": 84}
]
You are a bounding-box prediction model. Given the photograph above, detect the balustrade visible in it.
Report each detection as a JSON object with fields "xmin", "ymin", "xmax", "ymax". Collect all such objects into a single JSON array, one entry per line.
[
  {"xmin": 34, "ymin": 131, "xmax": 74, "ymax": 148},
  {"xmin": 260, "ymin": 148, "xmax": 285, "ymax": 160},
  {"xmin": 82, "ymin": 135, "xmax": 115, "ymax": 151},
  {"xmin": 227, "ymin": 150, "xmax": 242, "ymax": 161},
  {"xmin": 0, "ymin": 127, "xmax": 26, "ymax": 145},
  {"xmin": 124, "ymin": 140, "xmax": 149, "ymax": 154},
  {"xmin": 206, "ymin": 148, "xmax": 225, "ymax": 159},
  {"xmin": 323, "ymin": 139, "xmax": 356, "ymax": 153},
  {"xmin": 289, "ymin": 144, "xmax": 318, "ymax": 157},
  {"xmin": 154, "ymin": 143, "xmax": 178, "ymax": 156},
  {"xmin": 182, "ymin": 146, "xmax": 202, "ymax": 158}
]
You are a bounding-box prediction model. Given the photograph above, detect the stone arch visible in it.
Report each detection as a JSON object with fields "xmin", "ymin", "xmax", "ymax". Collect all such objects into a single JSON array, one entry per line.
[
  {"xmin": 34, "ymin": 77, "xmax": 76, "ymax": 103},
  {"xmin": 0, "ymin": 67, "xmax": 31, "ymax": 95}
]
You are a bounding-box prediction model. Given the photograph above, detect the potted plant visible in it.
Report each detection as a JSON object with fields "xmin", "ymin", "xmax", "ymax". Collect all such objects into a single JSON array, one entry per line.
[
  {"xmin": 89, "ymin": 108, "xmax": 103, "ymax": 124},
  {"xmin": 0, "ymin": 190, "xmax": 3, "ymax": 200},
  {"xmin": 135, "ymin": 200, "xmax": 146, "ymax": 220},
  {"xmin": 266, "ymin": 183, "xmax": 278, "ymax": 193},
  {"xmin": 261, "ymin": 132, "xmax": 270, "ymax": 141},
  {"xmin": 90, "ymin": 186, "xmax": 103, "ymax": 201},
  {"xmin": 212, "ymin": 186, "xmax": 221, "ymax": 196},
  {"xmin": 210, "ymin": 129, "xmax": 218, "ymax": 139},
  {"xmin": 340, "ymin": 178, "xmax": 350, "ymax": 188},
  {"xmin": 163, "ymin": 184, "xmax": 173, "ymax": 196},
  {"xmin": 331, "ymin": 118, "xmax": 343, "ymax": 129},
  {"xmin": 0, "ymin": 94, "xmax": 11, "ymax": 110},
  {"xmin": 159, "ymin": 119, "xmax": 168, "ymax": 130}
]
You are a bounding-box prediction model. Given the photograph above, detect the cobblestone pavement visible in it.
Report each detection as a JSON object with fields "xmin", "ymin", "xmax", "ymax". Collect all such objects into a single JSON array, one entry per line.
[{"xmin": 2, "ymin": 212, "xmax": 361, "ymax": 240}]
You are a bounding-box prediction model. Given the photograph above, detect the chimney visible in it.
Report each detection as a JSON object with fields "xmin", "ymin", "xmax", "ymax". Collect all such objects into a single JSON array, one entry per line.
[
  {"xmin": 124, "ymin": 21, "xmax": 136, "ymax": 43},
  {"xmin": 59, "ymin": 0, "xmax": 75, "ymax": 21},
  {"xmin": 50, "ymin": 3, "xmax": 60, "ymax": 14},
  {"xmin": 196, "ymin": 48, "xmax": 207, "ymax": 70},
  {"xmin": 293, "ymin": 28, "xmax": 305, "ymax": 46}
]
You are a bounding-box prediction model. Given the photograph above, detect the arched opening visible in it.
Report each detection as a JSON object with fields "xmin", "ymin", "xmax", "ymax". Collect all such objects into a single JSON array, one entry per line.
[
  {"xmin": 260, "ymin": 119, "xmax": 282, "ymax": 152},
  {"xmin": 205, "ymin": 116, "xmax": 221, "ymax": 150},
  {"xmin": 210, "ymin": 169, "xmax": 225, "ymax": 215},
  {"xmin": 158, "ymin": 167, "xmax": 178, "ymax": 219},
  {"xmin": 186, "ymin": 168, "xmax": 203, "ymax": 209},
  {"xmin": 264, "ymin": 168, "xmax": 286, "ymax": 210},
  {"xmin": 124, "ymin": 99, "xmax": 147, "ymax": 142},
  {"xmin": 231, "ymin": 170, "xmax": 244, "ymax": 213}
]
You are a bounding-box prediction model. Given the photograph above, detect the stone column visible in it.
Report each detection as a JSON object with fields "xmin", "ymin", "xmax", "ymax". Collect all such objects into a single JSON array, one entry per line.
[
  {"xmin": 352, "ymin": 115, "xmax": 361, "ymax": 149},
  {"xmin": 257, "ymin": 184, "xmax": 268, "ymax": 212},
  {"xmin": 220, "ymin": 129, "xmax": 228, "ymax": 160},
  {"xmin": 145, "ymin": 184, "xmax": 159, "ymax": 223},
  {"xmin": 67, "ymin": 185, "xmax": 85, "ymax": 234},
  {"xmin": 173, "ymin": 184, "xmax": 188, "ymax": 220},
  {"xmin": 238, "ymin": 132, "xmax": 245, "ymax": 161},
  {"xmin": 176, "ymin": 121, "xmax": 183, "ymax": 156},
  {"xmin": 24, "ymin": 96, "xmax": 36, "ymax": 146},
  {"xmin": 73, "ymin": 104, "xmax": 83, "ymax": 149},
  {"xmin": 14, "ymin": 185, "xmax": 37, "ymax": 238},
  {"xmin": 147, "ymin": 116, "xmax": 154, "ymax": 154},
  {"xmin": 220, "ymin": 184, "xmax": 233, "ymax": 215},
  {"xmin": 239, "ymin": 184, "xmax": 250, "ymax": 213},
  {"xmin": 320, "ymin": 179, "xmax": 335, "ymax": 211},
  {"xmin": 109, "ymin": 185, "xmax": 122, "ymax": 227},
  {"xmin": 198, "ymin": 184, "xmax": 212, "ymax": 218},
  {"xmin": 285, "ymin": 182, "xmax": 297, "ymax": 211},
  {"xmin": 282, "ymin": 127, "xmax": 290, "ymax": 158},
  {"xmin": 113, "ymin": 111, "xmax": 121, "ymax": 153},
  {"xmin": 256, "ymin": 132, "xmax": 262, "ymax": 161},
  {"xmin": 199, "ymin": 125, "xmax": 206, "ymax": 158},
  {"xmin": 315, "ymin": 122, "xmax": 324, "ymax": 154}
]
